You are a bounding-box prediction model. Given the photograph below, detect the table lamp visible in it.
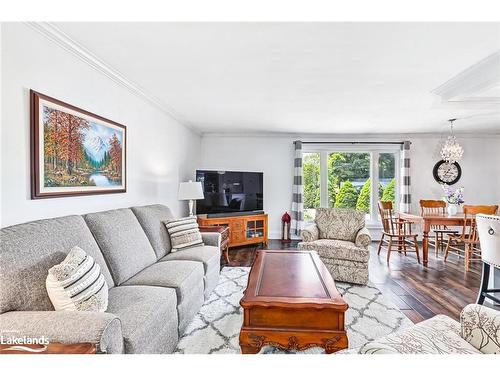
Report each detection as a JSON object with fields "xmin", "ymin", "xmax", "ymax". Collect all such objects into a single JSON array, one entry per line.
[{"xmin": 178, "ymin": 180, "xmax": 204, "ymax": 216}]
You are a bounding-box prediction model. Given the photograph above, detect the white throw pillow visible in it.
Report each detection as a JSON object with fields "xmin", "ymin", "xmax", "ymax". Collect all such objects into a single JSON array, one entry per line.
[
  {"xmin": 164, "ymin": 216, "xmax": 204, "ymax": 252},
  {"xmin": 46, "ymin": 246, "xmax": 108, "ymax": 312}
]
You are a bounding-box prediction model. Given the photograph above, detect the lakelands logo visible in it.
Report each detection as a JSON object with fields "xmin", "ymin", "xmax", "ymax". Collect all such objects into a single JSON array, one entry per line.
[{"xmin": 0, "ymin": 335, "xmax": 50, "ymax": 346}]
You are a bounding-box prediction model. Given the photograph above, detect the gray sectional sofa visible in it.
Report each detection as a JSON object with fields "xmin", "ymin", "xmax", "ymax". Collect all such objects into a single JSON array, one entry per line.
[{"xmin": 0, "ymin": 204, "xmax": 221, "ymax": 354}]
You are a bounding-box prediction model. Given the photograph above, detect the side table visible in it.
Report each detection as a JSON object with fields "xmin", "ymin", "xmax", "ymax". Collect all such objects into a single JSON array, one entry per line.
[{"xmin": 199, "ymin": 225, "xmax": 230, "ymax": 264}]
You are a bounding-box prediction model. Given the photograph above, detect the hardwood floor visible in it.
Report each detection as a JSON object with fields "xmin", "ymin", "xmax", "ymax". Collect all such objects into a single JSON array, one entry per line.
[{"xmin": 222, "ymin": 239, "xmax": 495, "ymax": 323}]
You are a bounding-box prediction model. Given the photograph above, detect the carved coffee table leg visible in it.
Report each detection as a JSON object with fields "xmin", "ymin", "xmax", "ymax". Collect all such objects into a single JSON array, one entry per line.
[
  {"xmin": 240, "ymin": 331, "xmax": 264, "ymax": 354},
  {"xmin": 324, "ymin": 345, "xmax": 339, "ymax": 354},
  {"xmin": 322, "ymin": 335, "xmax": 347, "ymax": 354}
]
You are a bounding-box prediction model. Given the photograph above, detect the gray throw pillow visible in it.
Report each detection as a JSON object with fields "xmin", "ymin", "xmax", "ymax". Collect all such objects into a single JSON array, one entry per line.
[{"xmin": 164, "ymin": 216, "xmax": 204, "ymax": 252}]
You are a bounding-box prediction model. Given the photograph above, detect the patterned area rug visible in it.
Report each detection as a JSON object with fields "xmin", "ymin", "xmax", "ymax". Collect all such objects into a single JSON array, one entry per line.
[{"xmin": 175, "ymin": 267, "xmax": 413, "ymax": 354}]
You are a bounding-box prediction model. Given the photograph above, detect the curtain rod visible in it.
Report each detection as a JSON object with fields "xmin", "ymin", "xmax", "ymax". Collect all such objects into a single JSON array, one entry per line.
[{"xmin": 294, "ymin": 141, "xmax": 409, "ymax": 145}]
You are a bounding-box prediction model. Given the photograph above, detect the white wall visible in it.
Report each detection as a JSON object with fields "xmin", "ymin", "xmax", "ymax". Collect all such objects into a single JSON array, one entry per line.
[
  {"xmin": 1, "ymin": 23, "xmax": 201, "ymax": 227},
  {"xmin": 200, "ymin": 135, "xmax": 294, "ymax": 239},
  {"xmin": 410, "ymin": 137, "xmax": 500, "ymax": 211},
  {"xmin": 200, "ymin": 133, "xmax": 500, "ymax": 239}
]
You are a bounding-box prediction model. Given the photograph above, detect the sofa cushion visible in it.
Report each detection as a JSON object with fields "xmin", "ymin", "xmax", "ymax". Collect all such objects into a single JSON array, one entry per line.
[
  {"xmin": 107, "ymin": 285, "xmax": 178, "ymax": 354},
  {"xmin": 315, "ymin": 208, "xmax": 365, "ymax": 242},
  {"xmin": 122, "ymin": 261, "xmax": 205, "ymax": 332},
  {"xmin": 84, "ymin": 208, "xmax": 157, "ymax": 285},
  {"xmin": 0, "ymin": 215, "xmax": 114, "ymax": 313},
  {"xmin": 297, "ymin": 239, "xmax": 370, "ymax": 262},
  {"xmin": 123, "ymin": 261, "xmax": 203, "ymax": 302},
  {"xmin": 160, "ymin": 245, "xmax": 220, "ymax": 298},
  {"xmin": 160, "ymin": 245, "xmax": 220, "ymax": 274},
  {"xmin": 131, "ymin": 204, "xmax": 174, "ymax": 259},
  {"xmin": 359, "ymin": 315, "xmax": 480, "ymax": 354}
]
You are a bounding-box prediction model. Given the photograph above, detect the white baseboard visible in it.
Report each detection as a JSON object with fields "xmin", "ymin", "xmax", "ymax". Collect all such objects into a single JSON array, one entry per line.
[{"xmin": 268, "ymin": 231, "xmax": 300, "ymax": 241}]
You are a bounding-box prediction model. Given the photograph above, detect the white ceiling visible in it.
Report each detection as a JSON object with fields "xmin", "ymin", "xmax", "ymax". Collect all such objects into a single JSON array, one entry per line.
[{"xmin": 55, "ymin": 22, "xmax": 500, "ymax": 134}]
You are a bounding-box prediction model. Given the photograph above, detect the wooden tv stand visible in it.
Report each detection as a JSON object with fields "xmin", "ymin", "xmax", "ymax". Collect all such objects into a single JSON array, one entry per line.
[{"xmin": 197, "ymin": 213, "xmax": 268, "ymax": 248}]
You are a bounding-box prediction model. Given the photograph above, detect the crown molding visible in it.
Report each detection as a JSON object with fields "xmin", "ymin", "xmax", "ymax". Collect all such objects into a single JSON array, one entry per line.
[
  {"xmin": 432, "ymin": 50, "xmax": 500, "ymax": 104},
  {"xmin": 25, "ymin": 22, "xmax": 200, "ymax": 135},
  {"xmin": 201, "ymin": 131, "xmax": 500, "ymax": 139}
]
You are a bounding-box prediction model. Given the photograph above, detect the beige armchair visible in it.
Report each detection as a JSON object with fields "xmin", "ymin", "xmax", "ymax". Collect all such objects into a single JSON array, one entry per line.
[{"xmin": 298, "ymin": 208, "xmax": 371, "ymax": 285}]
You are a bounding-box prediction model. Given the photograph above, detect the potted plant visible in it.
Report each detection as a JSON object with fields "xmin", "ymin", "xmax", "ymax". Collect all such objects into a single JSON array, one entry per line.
[{"xmin": 441, "ymin": 184, "xmax": 464, "ymax": 215}]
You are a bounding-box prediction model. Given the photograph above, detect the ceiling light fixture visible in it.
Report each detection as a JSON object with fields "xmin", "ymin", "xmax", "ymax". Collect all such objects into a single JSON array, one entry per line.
[{"xmin": 440, "ymin": 119, "xmax": 464, "ymax": 164}]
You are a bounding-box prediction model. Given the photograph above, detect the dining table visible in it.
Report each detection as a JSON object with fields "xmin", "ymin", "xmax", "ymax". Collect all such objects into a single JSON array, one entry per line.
[{"xmin": 398, "ymin": 212, "xmax": 465, "ymax": 267}]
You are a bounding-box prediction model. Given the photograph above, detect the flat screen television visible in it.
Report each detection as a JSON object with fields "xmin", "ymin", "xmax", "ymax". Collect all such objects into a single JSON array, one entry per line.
[{"xmin": 196, "ymin": 170, "xmax": 263, "ymax": 217}]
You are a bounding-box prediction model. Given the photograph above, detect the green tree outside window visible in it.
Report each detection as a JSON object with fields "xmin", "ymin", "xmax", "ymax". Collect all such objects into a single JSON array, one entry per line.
[
  {"xmin": 334, "ymin": 180, "xmax": 359, "ymax": 208},
  {"xmin": 356, "ymin": 178, "xmax": 384, "ymax": 213},
  {"xmin": 381, "ymin": 178, "xmax": 396, "ymax": 204}
]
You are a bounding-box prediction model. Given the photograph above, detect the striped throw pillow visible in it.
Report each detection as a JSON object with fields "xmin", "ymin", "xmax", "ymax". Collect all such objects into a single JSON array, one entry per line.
[
  {"xmin": 46, "ymin": 246, "xmax": 108, "ymax": 312},
  {"xmin": 165, "ymin": 216, "xmax": 204, "ymax": 252}
]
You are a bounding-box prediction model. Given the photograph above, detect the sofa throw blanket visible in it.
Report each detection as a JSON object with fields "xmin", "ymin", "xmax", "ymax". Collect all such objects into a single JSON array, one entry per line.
[
  {"xmin": 46, "ymin": 246, "xmax": 108, "ymax": 312},
  {"xmin": 165, "ymin": 216, "xmax": 204, "ymax": 252}
]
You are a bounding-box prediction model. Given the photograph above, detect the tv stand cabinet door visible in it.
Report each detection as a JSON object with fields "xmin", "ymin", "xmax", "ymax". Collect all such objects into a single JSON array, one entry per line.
[
  {"xmin": 230, "ymin": 229, "xmax": 246, "ymax": 245},
  {"xmin": 230, "ymin": 218, "xmax": 244, "ymax": 232}
]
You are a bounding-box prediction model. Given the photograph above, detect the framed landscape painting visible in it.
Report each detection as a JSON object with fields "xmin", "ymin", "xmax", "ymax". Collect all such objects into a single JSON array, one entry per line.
[{"xmin": 30, "ymin": 90, "xmax": 126, "ymax": 199}]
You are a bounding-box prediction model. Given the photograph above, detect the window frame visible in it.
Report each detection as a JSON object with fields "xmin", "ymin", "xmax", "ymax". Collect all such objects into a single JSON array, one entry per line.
[{"xmin": 302, "ymin": 143, "xmax": 401, "ymax": 226}]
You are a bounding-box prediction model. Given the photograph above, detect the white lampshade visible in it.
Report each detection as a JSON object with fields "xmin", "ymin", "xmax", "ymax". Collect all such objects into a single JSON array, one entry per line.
[{"xmin": 178, "ymin": 180, "xmax": 204, "ymax": 200}]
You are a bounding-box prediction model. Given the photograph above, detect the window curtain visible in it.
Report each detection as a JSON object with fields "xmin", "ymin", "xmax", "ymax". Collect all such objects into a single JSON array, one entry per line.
[
  {"xmin": 291, "ymin": 141, "xmax": 304, "ymax": 236},
  {"xmin": 400, "ymin": 140, "xmax": 411, "ymax": 213}
]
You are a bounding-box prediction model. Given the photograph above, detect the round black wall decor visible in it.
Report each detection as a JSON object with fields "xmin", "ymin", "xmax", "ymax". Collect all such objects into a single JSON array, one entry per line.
[{"xmin": 433, "ymin": 160, "xmax": 462, "ymax": 185}]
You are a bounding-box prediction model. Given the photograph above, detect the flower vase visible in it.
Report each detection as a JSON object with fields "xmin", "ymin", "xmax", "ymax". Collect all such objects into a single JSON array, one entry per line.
[{"xmin": 447, "ymin": 204, "xmax": 458, "ymax": 216}]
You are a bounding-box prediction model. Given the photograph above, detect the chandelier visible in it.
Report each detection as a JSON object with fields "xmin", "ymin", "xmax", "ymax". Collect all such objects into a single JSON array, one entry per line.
[{"xmin": 440, "ymin": 119, "xmax": 464, "ymax": 164}]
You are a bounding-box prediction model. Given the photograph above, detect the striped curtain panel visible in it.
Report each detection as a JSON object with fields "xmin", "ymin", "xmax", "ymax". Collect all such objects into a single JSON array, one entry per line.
[
  {"xmin": 291, "ymin": 141, "xmax": 304, "ymax": 236},
  {"xmin": 400, "ymin": 141, "xmax": 411, "ymax": 213}
]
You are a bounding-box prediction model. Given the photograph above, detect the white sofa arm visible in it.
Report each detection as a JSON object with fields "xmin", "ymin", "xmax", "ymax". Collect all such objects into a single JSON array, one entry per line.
[
  {"xmin": 301, "ymin": 224, "xmax": 319, "ymax": 242},
  {"xmin": 460, "ymin": 304, "xmax": 500, "ymax": 354}
]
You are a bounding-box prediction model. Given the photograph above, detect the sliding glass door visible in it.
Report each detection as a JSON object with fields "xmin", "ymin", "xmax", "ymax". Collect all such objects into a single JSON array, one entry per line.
[{"xmin": 303, "ymin": 145, "xmax": 400, "ymax": 225}]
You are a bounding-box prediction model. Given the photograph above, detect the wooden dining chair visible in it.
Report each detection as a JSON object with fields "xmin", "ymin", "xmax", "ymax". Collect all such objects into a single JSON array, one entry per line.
[
  {"xmin": 419, "ymin": 200, "xmax": 459, "ymax": 256},
  {"xmin": 444, "ymin": 205, "xmax": 499, "ymax": 271},
  {"xmin": 377, "ymin": 201, "xmax": 420, "ymax": 263}
]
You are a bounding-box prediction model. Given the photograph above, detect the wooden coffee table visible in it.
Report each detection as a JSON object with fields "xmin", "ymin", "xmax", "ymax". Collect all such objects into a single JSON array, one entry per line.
[{"xmin": 239, "ymin": 250, "xmax": 348, "ymax": 354}]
